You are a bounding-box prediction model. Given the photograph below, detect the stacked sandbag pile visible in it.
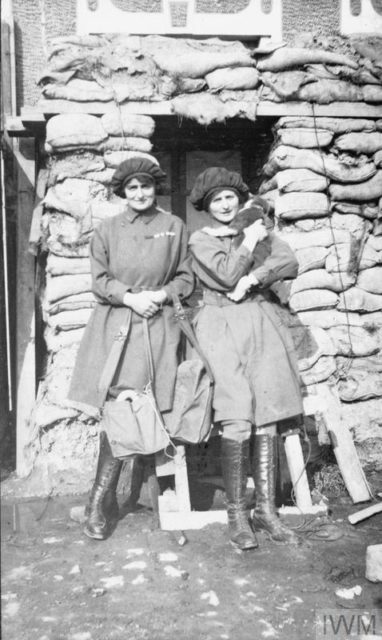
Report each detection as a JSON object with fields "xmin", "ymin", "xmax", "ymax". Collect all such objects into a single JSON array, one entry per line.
[
  {"xmin": 259, "ymin": 115, "xmax": 382, "ymax": 470},
  {"xmin": 35, "ymin": 111, "xmax": 156, "ymax": 438},
  {"xmin": 38, "ymin": 33, "xmax": 382, "ymax": 125}
]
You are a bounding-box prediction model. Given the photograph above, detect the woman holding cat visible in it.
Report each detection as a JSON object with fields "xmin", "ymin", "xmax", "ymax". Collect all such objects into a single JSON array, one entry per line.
[{"xmin": 189, "ymin": 167, "xmax": 303, "ymax": 551}]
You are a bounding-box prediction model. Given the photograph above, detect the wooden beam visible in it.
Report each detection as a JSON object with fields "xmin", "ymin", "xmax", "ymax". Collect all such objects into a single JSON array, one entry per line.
[
  {"xmin": 13, "ymin": 99, "xmax": 382, "ymax": 132},
  {"xmin": 15, "ymin": 138, "xmax": 37, "ymax": 477}
]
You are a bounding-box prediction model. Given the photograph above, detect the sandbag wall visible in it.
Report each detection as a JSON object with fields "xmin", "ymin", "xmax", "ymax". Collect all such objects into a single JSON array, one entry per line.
[
  {"xmin": 259, "ymin": 116, "xmax": 382, "ymax": 471},
  {"xmin": 38, "ymin": 33, "xmax": 382, "ymax": 125},
  {"xmin": 31, "ymin": 112, "xmax": 156, "ymax": 487}
]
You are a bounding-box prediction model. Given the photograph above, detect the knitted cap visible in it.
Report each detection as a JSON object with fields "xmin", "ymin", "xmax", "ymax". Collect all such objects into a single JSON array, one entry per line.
[
  {"xmin": 111, "ymin": 157, "xmax": 166, "ymax": 198},
  {"xmin": 189, "ymin": 167, "xmax": 250, "ymax": 211}
]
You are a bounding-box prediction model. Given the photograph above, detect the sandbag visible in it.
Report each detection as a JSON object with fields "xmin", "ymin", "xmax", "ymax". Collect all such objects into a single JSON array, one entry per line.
[
  {"xmin": 46, "ymin": 273, "xmax": 92, "ymax": 303},
  {"xmin": 278, "ymin": 128, "xmax": 333, "ymax": 148},
  {"xmin": 331, "ymin": 212, "xmax": 371, "ymax": 239},
  {"xmin": 333, "ymin": 202, "xmax": 378, "ymax": 220},
  {"xmin": 171, "ymin": 93, "xmax": 239, "ymax": 126},
  {"xmin": 205, "ymin": 66, "xmax": 259, "ymax": 91},
  {"xmin": 259, "ymin": 175, "xmax": 277, "ymax": 194},
  {"xmin": 357, "ymin": 267, "xmax": 382, "ymax": 294},
  {"xmin": 104, "ymin": 150, "xmax": 158, "ymax": 169},
  {"xmin": 299, "ymin": 355, "xmax": 336, "ymax": 386},
  {"xmin": 265, "ymin": 146, "xmax": 376, "ymax": 183},
  {"xmin": 289, "ymin": 289, "xmax": 338, "ymax": 312},
  {"xmin": 256, "ymin": 47, "xmax": 358, "ymax": 71},
  {"xmin": 176, "ymin": 77, "xmax": 207, "ymax": 93},
  {"xmin": 367, "ymin": 235, "xmax": 382, "ymax": 252},
  {"xmin": 325, "ymin": 242, "xmax": 380, "ymax": 273},
  {"xmin": 275, "ymin": 192, "xmax": 329, "ymax": 220},
  {"xmin": 330, "ymin": 172, "xmax": 382, "ymax": 202},
  {"xmin": 297, "ymin": 309, "xmax": 382, "ymax": 328},
  {"xmin": 46, "ymin": 255, "xmax": 91, "ymax": 276},
  {"xmin": 277, "ymin": 169, "xmax": 328, "ymax": 193},
  {"xmin": 281, "ymin": 228, "xmax": 351, "ymax": 251},
  {"xmin": 327, "ymin": 325, "xmax": 380, "ymax": 357},
  {"xmin": 363, "ymin": 84, "xmax": 382, "ymax": 103},
  {"xmin": 34, "ymin": 400, "xmax": 79, "ymax": 429},
  {"xmin": 296, "ymin": 80, "xmax": 363, "ymax": 103},
  {"xmin": 82, "ymin": 169, "xmax": 115, "ymax": 185},
  {"xmin": 45, "ymin": 365, "xmax": 73, "ymax": 406},
  {"xmin": 143, "ymin": 36, "xmax": 253, "ymax": 78},
  {"xmin": 101, "ymin": 111, "xmax": 155, "ymax": 138},
  {"xmin": 339, "ymin": 370, "xmax": 382, "ymax": 402},
  {"xmin": 44, "ymin": 179, "xmax": 106, "ymax": 213},
  {"xmin": 47, "ymin": 292, "xmax": 96, "ymax": 315},
  {"xmin": 46, "ymin": 114, "xmax": 107, "ymax": 150},
  {"xmin": 295, "ymin": 246, "xmax": 329, "ymax": 274},
  {"xmin": 261, "ymin": 70, "xmax": 315, "ymax": 99},
  {"xmin": 48, "ymin": 308, "xmax": 93, "ymax": 331},
  {"xmin": 335, "ymin": 132, "xmax": 382, "ymax": 155},
  {"xmin": 374, "ymin": 150, "xmax": 382, "ymax": 168},
  {"xmin": 290, "ymin": 269, "xmax": 355, "ymax": 295},
  {"xmin": 48, "ymin": 152, "xmax": 105, "ymax": 184},
  {"xmin": 276, "ymin": 117, "xmax": 377, "ymax": 133},
  {"xmin": 337, "ymin": 354, "xmax": 382, "ymax": 376},
  {"xmin": 42, "ymin": 79, "xmax": 114, "ymax": 101},
  {"xmin": 44, "ymin": 327, "xmax": 85, "ymax": 352},
  {"xmin": 292, "ymin": 218, "xmax": 329, "ymax": 232},
  {"xmin": 90, "ymin": 200, "xmax": 126, "ymax": 223},
  {"xmin": 297, "ymin": 326, "xmax": 336, "ymax": 372},
  {"xmin": 98, "ymin": 136, "xmax": 153, "ymax": 153},
  {"xmin": 47, "ymin": 240, "xmax": 90, "ymax": 258},
  {"xmin": 43, "ymin": 212, "xmax": 92, "ymax": 245},
  {"xmin": 338, "ymin": 287, "xmax": 382, "ymax": 312}
]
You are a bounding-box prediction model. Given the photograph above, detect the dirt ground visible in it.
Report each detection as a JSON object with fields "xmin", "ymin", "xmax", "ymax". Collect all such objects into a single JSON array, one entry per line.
[{"xmin": 2, "ymin": 474, "xmax": 382, "ymax": 640}]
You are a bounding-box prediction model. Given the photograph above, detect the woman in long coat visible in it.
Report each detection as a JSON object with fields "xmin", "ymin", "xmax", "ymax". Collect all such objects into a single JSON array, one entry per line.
[
  {"xmin": 68, "ymin": 156, "xmax": 194, "ymax": 540},
  {"xmin": 189, "ymin": 167, "xmax": 303, "ymax": 551}
]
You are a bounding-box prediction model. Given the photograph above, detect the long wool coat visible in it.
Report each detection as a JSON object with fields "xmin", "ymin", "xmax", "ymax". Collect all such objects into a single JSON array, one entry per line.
[
  {"xmin": 67, "ymin": 207, "xmax": 194, "ymax": 415},
  {"xmin": 189, "ymin": 228, "xmax": 303, "ymax": 427}
]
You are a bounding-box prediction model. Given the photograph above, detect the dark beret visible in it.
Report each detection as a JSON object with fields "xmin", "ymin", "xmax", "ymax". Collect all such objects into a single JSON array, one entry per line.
[
  {"xmin": 189, "ymin": 167, "xmax": 250, "ymax": 211},
  {"xmin": 111, "ymin": 156, "xmax": 166, "ymax": 198}
]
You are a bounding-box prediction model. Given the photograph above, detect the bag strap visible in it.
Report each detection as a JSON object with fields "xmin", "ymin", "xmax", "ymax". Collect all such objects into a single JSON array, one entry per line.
[
  {"xmin": 98, "ymin": 308, "xmax": 132, "ymax": 405},
  {"xmin": 172, "ymin": 293, "xmax": 215, "ymax": 384},
  {"xmin": 143, "ymin": 317, "xmax": 155, "ymax": 386}
]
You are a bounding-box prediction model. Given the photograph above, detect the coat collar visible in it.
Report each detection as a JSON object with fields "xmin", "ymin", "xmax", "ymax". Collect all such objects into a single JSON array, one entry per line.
[{"xmin": 124, "ymin": 204, "xmax": 159, "ymax": 225}]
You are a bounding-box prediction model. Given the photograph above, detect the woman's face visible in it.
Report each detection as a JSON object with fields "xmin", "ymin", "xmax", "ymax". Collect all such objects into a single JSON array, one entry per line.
[
  {"xmin": 124, "ymin": 177, "xmax": 156, "ymax": 212},
  {"xmin": 208, "ymin": 189, "xmax": 240, "ymax": 224}
]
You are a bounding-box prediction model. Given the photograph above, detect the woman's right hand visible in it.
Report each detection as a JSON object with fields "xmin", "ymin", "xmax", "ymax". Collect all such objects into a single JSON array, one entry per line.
[
  {"xmin": 123, "ymin": 291, "xmax": 160, "ymax": 318},
  {"xmin": 242, "ymin": 219, "xmax": 268, "ymax": 251}
]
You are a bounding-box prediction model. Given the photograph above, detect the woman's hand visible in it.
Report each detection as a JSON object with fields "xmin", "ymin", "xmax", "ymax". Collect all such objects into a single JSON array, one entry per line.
[
  {"xmin": 242, "ymin": 219, "xmax": 268, "ymax": 252},
  {"xmin": 123, "ymin": 290, "xmax": 166, "ymax": 318},
  {"xmin": 227, "ymin": 273, "xmax": 259, "ymax": 302}
]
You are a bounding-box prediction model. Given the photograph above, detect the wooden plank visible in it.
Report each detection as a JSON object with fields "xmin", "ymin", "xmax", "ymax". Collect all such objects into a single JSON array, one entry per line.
[
  {"xmin": 159, "ymin": 509, "xmax": 227, "ymax": 531},
  {"xmin": 16, "ymin": 99, "xmax": 382, "ymax": 125},
  {"xmin": 348, "ymin": 502, "xmax": 382, "ymax": 525},
  {"xmin": 173, "ymin": 445, "xmax": 191, "ymax": 513},
  {"xmin": 15, "ymin": 138, "xmax": 37, "ymax": 477},
  {"xmin": 283, "ymin": 431, "xmax": 313, "ymax": 512},
  {"xmin": 306, "ymin": 383, "xmax": 372, "ymax": 504}
]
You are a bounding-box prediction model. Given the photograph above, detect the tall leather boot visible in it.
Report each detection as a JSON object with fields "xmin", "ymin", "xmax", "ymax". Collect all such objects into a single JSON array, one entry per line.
[
  {"xmin": 83, "ymin": 431, "xmax": 123, "ymax": 540},
  {"xmin": 221, "ymin": 438, "xmax": 258, "ymax": 551},
  {"xmin": 252, "ymin": 433, "xmax": 300, "ymax": 544}
]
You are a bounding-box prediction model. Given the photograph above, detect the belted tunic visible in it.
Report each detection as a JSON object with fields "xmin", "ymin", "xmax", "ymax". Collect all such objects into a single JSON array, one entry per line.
[
  {"xmin": 67, "ymin": 206, "xmax": 194, "ymax": 416},
  {"xmin": 189, "ymin": 228, "xmax": 303, "ymax": 427}
]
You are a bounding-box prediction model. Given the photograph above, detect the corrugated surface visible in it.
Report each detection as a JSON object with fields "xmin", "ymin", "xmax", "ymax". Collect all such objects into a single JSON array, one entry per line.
[
  {"xmin": 13, "ymin": 0, "xmax": 77, "ymax": 107},
  {"xmin": 282, "ymin": 0, "xmax": 341, "ymax": 41}
]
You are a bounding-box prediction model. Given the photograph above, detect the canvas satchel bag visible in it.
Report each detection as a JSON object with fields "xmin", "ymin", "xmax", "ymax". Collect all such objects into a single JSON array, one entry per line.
[
  {"xmin": 164, "ymin": 295, "xmax": 215, "ymax": 444},
  {"xmin": 98, "ymin": 312, "xmax": 173, "ymax": 458}
]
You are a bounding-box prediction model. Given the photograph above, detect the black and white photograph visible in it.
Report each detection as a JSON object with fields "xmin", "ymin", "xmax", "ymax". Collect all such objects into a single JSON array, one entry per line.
[{"xmin": 1, "ymin": 1, "xmax": 382, "ymax": 638}]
